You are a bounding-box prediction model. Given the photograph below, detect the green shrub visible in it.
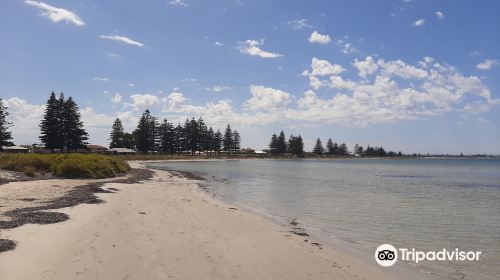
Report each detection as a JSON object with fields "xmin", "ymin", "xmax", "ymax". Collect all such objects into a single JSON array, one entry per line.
[
  {"xmin": 0, "ymin": 153, "xmax": 130, "ymax": 179},
  {"xmin": 24, "ymin": 166, "xmax": 36, "ymax": 177}
]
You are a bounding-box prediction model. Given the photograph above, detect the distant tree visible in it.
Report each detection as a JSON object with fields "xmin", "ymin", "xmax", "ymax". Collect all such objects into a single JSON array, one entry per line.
[
  {"xmin": 158, "ymin": 119, "xmax": 175, "ymax": 154},
  {"xmin": 326, "ymin": 138, "xmax": 334, "ymax": 155},
  {"xmin": 277, "ymin": 131, "xmax": 287, "ymax": 154},
  {"xmin": 206, "ymin": 127, "xmax": 215, "ymax": 155},
  {"xmin": 232, "ymin": 130, "xmax": 241, "ymax": 154},
  {"xmin": 61, "ymin": 97, "xmax": 88, "ymax": 152},
  {"xmin": 213, "ymin": 129, "xmax": 222, "ymax": 156},
  {"xmin": 197, "ymin": 117, "xmax": 208, "ymax": 154},
  {"xmin": 122, "ymin": 132, "xmax": 136, "ymax": 150},
  {"xmin": 313, "ymin": 138, "xmax": 324, "ymax": 155},
  {"xmin": 40, "ymin": 92, "xmax": 62, "ymax": 152},
  {"xmin": 109, "ymin": 118, "xmax": 125, "ymax": 148},
  {"xmin": 0, "ymin": 98, "xmax": 13, "ymax": 148},
  {"xmin": 134, "ymin": 109, "xmax": 157, "ymax": 153},
  {"xmin": 269, "ymin": 133, "xmax": 278, "ymax": 154},
  {"xmin": 332, "ymin": 142, "xmax": 339, "ymax": 155},
  {"xmin": 173, "ymin": 124, "xmax": 184, "ymax": 155},
  {"xmin": 223, "ymin": 124, "xmax": 233, "ymax": 155},
  {"xmin": 287, "ymin": 135, "xmax": 304, "ymax": 156},
  {"xmin": 339, "ymin": 142, "xmax": 348, "ymax": 155},
  {"xmin": 354, "ymin": 144, "xmax": 363, "ymax": 155}
]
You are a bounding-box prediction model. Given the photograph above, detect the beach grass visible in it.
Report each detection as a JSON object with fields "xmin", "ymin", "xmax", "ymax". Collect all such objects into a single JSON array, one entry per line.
[{"xmin": 0, "ymin": 153, "xmax": 130, "ymax": 179}]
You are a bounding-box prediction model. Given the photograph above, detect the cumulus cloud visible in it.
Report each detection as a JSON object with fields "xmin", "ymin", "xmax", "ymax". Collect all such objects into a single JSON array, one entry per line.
[
  {"xmin": 127, "ymin": 94, "xmax": 160, "ymax": 109},
  {"xmin": 353, "ymin": 56, "xmax": 378, "ymax": 78},
  {"xmin": 305, "ymin": 58, "xmax": 345, "ymax": 76},
  {"xmin": 238, "ymin": 40, "xmax": 283, "ymax": 58},
  {"xmin": 245, "ymin": 86, "xmax": 291, "ymax": 111},
  {"xmin": 111, "ymin": 93, "xmax": 122, "ymax": 103},
  {"xmin": 24, "ymin": 0, "xmax": 85, "ymax": 26},
  {"xmin": 413, "ymin": 18, "xmax": 426, "ymax": 27},
  {"xmin": 99, "ymin": 35, "xmax": 144, "ymax": 47},
  {"xmin": 436, "ymin": 11, "xmax": 444, "ymax": 19},
  {"xmin": 298, "ymin": 56, "xmax": 499, "ymax": 125},
  {"xmin": 213, "ymin": 41, "xmax": 224, "ymax": 46},
  {"xmin": 308, "ymin": 31, "xmax": 331, "ymax": 44},
  {"xmin": 476, "ymin": 59, "xmax": 498, "ymax": 70}
]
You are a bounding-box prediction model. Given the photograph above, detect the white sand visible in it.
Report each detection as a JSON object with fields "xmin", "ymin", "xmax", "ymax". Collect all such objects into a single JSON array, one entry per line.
[{"xmin": 0, "ymin": 163, "xmax": 436, "ymax": 279}]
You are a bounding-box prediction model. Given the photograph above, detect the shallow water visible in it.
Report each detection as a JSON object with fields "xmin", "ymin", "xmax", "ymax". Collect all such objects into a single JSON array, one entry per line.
[{"xmin": 148, "ymin": 158, "xmax": 500, "ymax": 280}]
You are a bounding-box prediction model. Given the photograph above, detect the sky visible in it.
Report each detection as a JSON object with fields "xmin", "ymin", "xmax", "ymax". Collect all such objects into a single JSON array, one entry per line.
[{"xmin": 1, "ymin": 0, "xmax": 499, "ymax": 154}]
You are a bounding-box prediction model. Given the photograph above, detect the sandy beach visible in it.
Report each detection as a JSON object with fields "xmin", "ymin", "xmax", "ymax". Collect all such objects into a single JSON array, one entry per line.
[{"xmin": 0, "ymin": 162, "xmax": 435, "ymax": 280}]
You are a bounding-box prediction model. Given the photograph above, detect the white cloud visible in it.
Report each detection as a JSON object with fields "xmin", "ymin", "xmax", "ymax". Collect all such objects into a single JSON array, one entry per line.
[
  {"xmin": 476, "ymin": 59, "xmax": 498, "ymax": 70},
  {"xmin": 24, "ymin": 0, "xmax": 85, "ymax": 26},
  {"xmin": 353, "ymin": 56, "xmax": 378, "ymax": 78},
  {"xmin": 111, "ymin": 93, "xmax": 122, "ymax": 103},
  {"xmin": 164, "ymin": 91, "xmax": 187, "ymax": 111},
  {"xmin": 306, "ymin": 58, "xmax": 345, "ymax": 76},
  {"xmin": 213, "ymin": 41, "xmax": 224, "ymax": 46},
  {"xmin": 129, "ymin": 83, "xmax": 135, "ymax": 87},
  {"xmin": 288, "ymin": 19, "xmax": 312, "ymax": 30},
  {"xmin": 413, "ymin": 18, "xmax": 426, "ymax": 27},
  {"xmin": 436, "ymin": 11, "xmax": 444, "ymax": 19},
  {"xmin": 245, "ymin": 86, "xmax": 291, "ymax": 111},
  {"xmin": 99, "ymin": 35, "xmax": 144, "ymax": 47},
  {"xmin": 342, "ymin": 43, "xmax": 357, "ymax": 54},
  {"xmin": 106, "ymin": 53, "xmax": 122, "ymax": 60},
  {"xmin": 92, "ymin": 77, "xmax": 109, "ymax": 82},
  {"xmin": 168, "ymin": 0, "xmax": 189, "ymax": 7},
  {"xmin": 308, "ymin": 31, "xmax": 331, "ymax": 44},
  {"xmin": 128, "ymin": 94, "xmax": 160, "ymax": 109},
  {"xmin": 205, "ymin": 86, "xmax": 232, "ymax": 92},
  {"xmin": 238, "ymin": 40, "xmax": 283, "ymax": 58}
]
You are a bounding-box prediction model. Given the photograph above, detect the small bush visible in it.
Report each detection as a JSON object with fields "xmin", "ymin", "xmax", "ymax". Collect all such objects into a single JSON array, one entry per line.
[
  {"xmin": 24, "ymin": 166, "xmax": 36, "ymax": 177},
  {"xmin": 0, "ymin": 153, "xmax": 130, "ymax": 179}
]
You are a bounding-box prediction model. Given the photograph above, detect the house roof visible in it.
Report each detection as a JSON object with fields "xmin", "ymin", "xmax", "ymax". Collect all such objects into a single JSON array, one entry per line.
[
  {"xmin": 110, "ymin": 148, "xmax": 136, "ymax": 153},
  {"xmin": 1, "ymin": 146, "xmax": 29, "ymax": 150}
]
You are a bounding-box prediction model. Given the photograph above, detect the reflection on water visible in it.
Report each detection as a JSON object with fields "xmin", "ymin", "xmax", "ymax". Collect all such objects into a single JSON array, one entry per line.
[{"xmin": 148, "ymin": 158, "xmax": 500, "ymax": 280}]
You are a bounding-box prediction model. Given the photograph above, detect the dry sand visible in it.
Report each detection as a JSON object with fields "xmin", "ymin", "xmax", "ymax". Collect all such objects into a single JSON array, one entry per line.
[{"xmin": 0, "ymin": 162, "xmax": 436, "ymax": 280}]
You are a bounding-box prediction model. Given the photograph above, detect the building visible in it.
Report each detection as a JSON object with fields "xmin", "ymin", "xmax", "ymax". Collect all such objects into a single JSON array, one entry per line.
[
  {"xmin": 110, "ymin": 148, "xmax": 137, "ymax": 155},
  {"xmin": 1, "ymin": 146, "xmax": 30, "ymax": 153},
  {"xmin": 87, "ymin": 144, "xmax": 109, "ymax": 153}
]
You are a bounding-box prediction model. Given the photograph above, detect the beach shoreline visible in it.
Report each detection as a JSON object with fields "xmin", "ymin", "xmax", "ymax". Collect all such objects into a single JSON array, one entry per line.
[{"xmin": 0, "ymin": 161, "xmax": 437, "ymax": 279}]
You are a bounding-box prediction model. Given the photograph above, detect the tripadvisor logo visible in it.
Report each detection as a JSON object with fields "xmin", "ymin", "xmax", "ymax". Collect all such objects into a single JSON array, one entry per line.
[{"xmin": 375, "ymin": 244, "xmax": 481, "ymax": 267}]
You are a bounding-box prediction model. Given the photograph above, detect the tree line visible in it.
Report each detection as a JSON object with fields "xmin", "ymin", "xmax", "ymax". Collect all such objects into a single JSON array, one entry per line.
[
  {"xmin": 269, "ymin": 131, "xmax": 305, "ymax": 156},
  {"xmin": 109, "ymin": 109, "xmax": 241, "ymax": 155},
  {"xmin": 39, "ymin": 92, "xmax": 89, "ymax": 152}
]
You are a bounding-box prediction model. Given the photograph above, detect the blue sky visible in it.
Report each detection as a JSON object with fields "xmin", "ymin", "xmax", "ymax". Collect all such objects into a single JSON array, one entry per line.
[{"xmin": 1, "ymin": 0, "xmax": 499, "ymax": 154}]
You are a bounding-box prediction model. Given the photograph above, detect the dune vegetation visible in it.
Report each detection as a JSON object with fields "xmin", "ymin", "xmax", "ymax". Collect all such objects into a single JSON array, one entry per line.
[{"xmin": 0, "ymin": 153, "xmax": 130, "ymax": 179}]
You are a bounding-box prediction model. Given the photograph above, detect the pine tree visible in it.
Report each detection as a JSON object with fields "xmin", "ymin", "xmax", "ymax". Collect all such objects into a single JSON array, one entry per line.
[
  {"xmin": 40, "ymin": 92, "xmax": 62, "ymax": 152},
  {"xmin": 61, "ymin": 97, "xmax": 88, "ymax": 152},
  {"xmin": 339, "ymin": 142, "xmax": 348, "ymax": 155},
  {"xmin": 123, "ymin": 132, "xmax": 136, "ymax": 150},
  {"xmin": 173, "ymin": 124, "xmax": 184, "ymax": 155},
  {"xmin": 232, "ymin": 130, "xmax": 241, "ymax": 154},
  {"xmin": 277, "ymin": 130, "xmax": 287, "ymax": 154},
  {"xmin": 287, "ymin": 134, "xmax": 304, "ymax": 156},
  {"xmin": 0, "ymin": 98, "xmax": 13, "ymax": 148},
  {"xmin": 269, "ymin": 133, "xmax": 278, "ymax": 154},
  {"xmin": 134, "ymin": 109, "xmax": 157, "ymax": 153},
  {"xmin": 223, "ymin": 124, "xmax": 233, "ymax": 155},
  {"xmin": 109, "ymin": 118, "xmax": 125, "ymax": 148},
  {"xmin": 197, "ymin": 117, "xmax": 208, "ymax": 154},
  {"xmin": 313, "ymin": 138, "xmax": 324, "ymax": 155},
  {"xmin": 158, "ymin": 119, "xmax": 174, "ymax": 154},
  {"xmin": 332, "ymin": 142, "xmax": 339, "ymax": 155},
  {"xmin": 206, "ymin": 127, "xmax": 215, "ymax": 155},
  {"xmin": 326, "ymin": 138, "xmax": 334, "ymax": 155},
  {"xmin": 213, "ymin": 129, "xmax": 222, "ymax": 156}
]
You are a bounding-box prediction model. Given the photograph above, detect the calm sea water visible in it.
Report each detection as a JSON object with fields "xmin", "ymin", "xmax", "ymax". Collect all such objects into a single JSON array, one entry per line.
[{"xmin": 148, "ymin": 159, "xmax": 500, "ymax": 280}]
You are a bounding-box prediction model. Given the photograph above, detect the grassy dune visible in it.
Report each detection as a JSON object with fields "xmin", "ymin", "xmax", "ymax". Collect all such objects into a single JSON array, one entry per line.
[{"xmin": 0, "ymin": 153, "xmax": 130, "ymax": 179}]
